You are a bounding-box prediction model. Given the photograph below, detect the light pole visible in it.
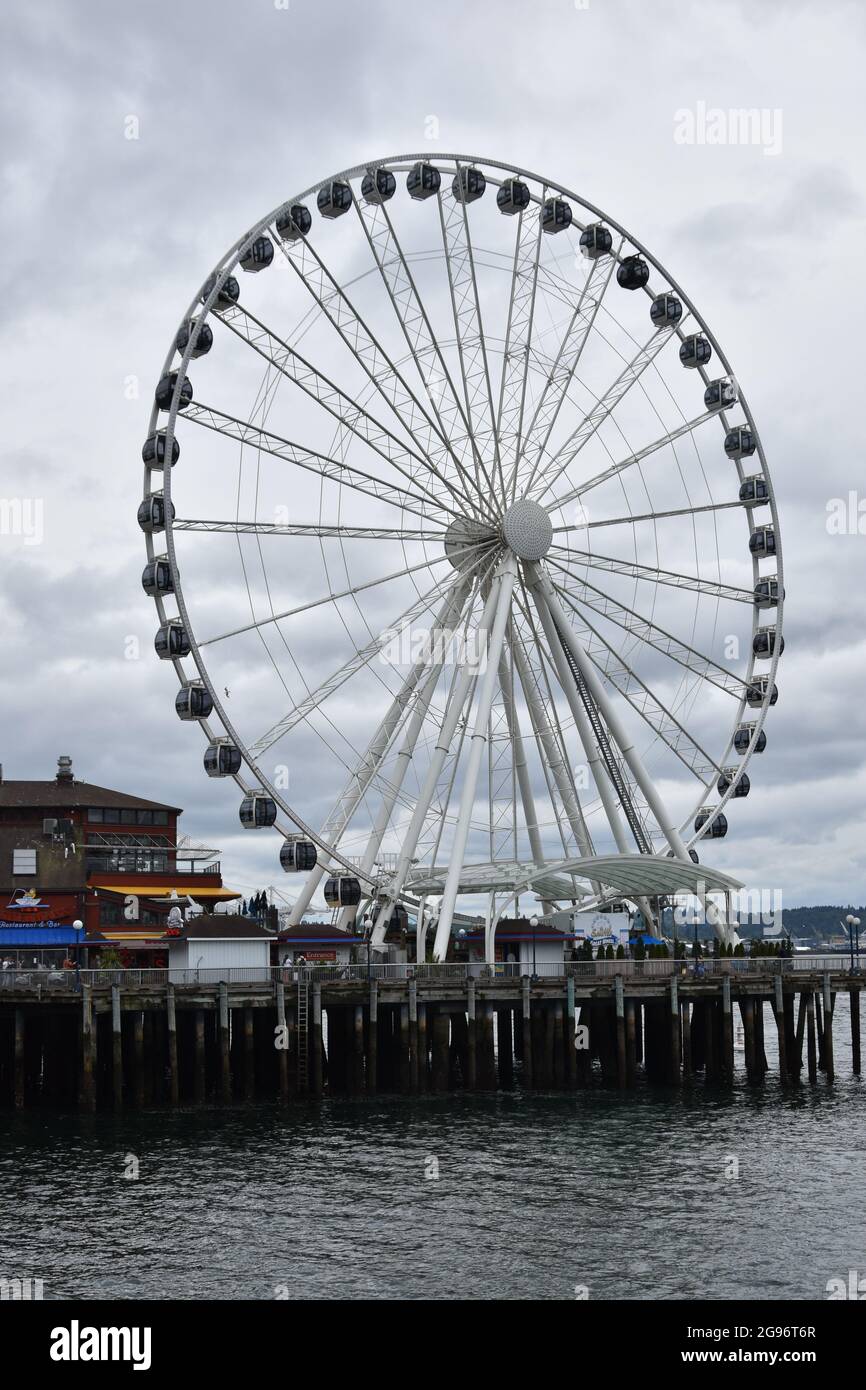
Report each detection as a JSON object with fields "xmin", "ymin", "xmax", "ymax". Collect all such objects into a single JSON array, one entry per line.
[
  {"xmin": 847, "ymin": 913, "xmax": 861, "ymax": 973},
  {"xmin": 530, "ymin": 914, "xmax": 539, "ymax": 982},
  {"xmin": 73, "ymin": 919, "xmax": 84, "ymax": 988}
]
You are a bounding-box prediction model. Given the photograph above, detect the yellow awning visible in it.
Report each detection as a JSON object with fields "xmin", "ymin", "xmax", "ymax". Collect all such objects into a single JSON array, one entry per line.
[{"xmin": 90, "ymin": 882, "xmax": 241, "ymax": 901}]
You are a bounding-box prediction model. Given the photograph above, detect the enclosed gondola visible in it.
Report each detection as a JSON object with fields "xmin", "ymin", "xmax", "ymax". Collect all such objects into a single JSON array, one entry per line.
[
  {"xmin": 141, "ymin": 557, "xmax": 173, "ymax": 597},
  {"xmin": 154, "ymin": 621, "xmax": 190, "ymax": 660},
  {"xmin": 740, "ymin": 476, "xmax": 770, "ymax": 505},
  {"xmin": 753, "ymin": 625, "xmax": 783, "ymax": 658},
  {"xmin": 616, "ymin": 254, "xmax": 649, "ymax": 290},
  {"xmin": 541, "ymin": 197, "xmax": 572, "ymax": 233},
  {"xmin": 666, "ymin": 847, "xmax": 700, "ymax": 864},
  {"xmin": 753, "ymin": 576, "xmax": 782, "ymax": 609},
  {"xmin": 280, "ymin": 838, "xmax": 318, "ymax": 873},
  {"xmin": 694, "ymin": 808, "xmax": 728, "ymax": 839},
  {"xmin": 704, "ymin": 377, "xmax": 737, "ymax": 412},
  {"xmin": 361, "ymin": 168, "xmax": 396, "ymax": 204},
  {"xmin": 275, "ymin": 203, "xmax": 312, "ymax": 241},
  {"xmin": 317, "ymin": 181, "xmax": 352, "ymax": 219},
  {"xmin": 579, "ymin": 223, "xmax": 613, "ymax": 259},
  {"xmin": 407, "ymin": 162, "xmax": 441, "ymax": 200},
  {"xmin": 201, "ymin": 273, "xmax": 240, "ymax": 312},
  {"xmin": 154, "ymin": 373, "xmax": 192, "ymax": 412},
  {"xmin": 142, "ymin": 432, "xmax": 179, "ymax": 469},
  {"xmin": 717, "ymin": 768, "xmax": 750, "ymax": 797},
  {"xmin": 324, "ymin": 875, "xmax": 362, "ymax": 908},
  {"xmin": 239, "ymin": 236, "xmax": 275, "ymax": 272},
  {"xmin": 204, "ymin": 739, "xmax": 242, "ymax": 777},
  {"xmin": 749, "ymin": 523, "xmax": 776, "ymax": 556},
  {"xmin": 496, "ymin": 177, "xmax": 531, "ymax": 215},
  {"xmin": 650, "ymin": 292, "xmax": 682, "ymax": 328},
  {"xmin": 137, "ymin": 493, "xmax": 173, "ymax": 533},
  {"xmin": 679, "ymin": 334, "xmax": 712, "ymax": 369},
  {"xmin": 452, "ymin": 166, "xmax": 485, "ymax": 203},
  {"xmin": 239, "ymin": 791, "xmax": 278, "ymax": 828},
  {"xmin": 724, "ymin": 425, "xmax": 756, "ymax": 459},
  {"xmin": 175, "ymin": 319, "xmax": 213, "ymax": 359},
  {"xmin": 746, "ymin": 677, "xmax": 778, "ymax": 708},
  {"xmin": 734, "ymin": 722, "xmax": 767, "ymax": 753},
  {"xmin": 176, "ymin": 681, "xmax": 213, "ymax": 721}
]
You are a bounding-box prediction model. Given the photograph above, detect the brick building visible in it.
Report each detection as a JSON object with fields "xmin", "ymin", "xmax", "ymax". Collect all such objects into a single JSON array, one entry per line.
[{"xmin": 0, "ymin": 755, "xmax": 238, "ymax": 959}]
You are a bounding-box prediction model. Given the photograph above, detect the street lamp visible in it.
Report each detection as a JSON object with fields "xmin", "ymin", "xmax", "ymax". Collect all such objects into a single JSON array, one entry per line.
[
  {"xmin": 529, "ymin": 914, "xmax": 539, "ymax": 982},
  {"xmin": 846, "ymin": 913, "xmax": 861, "ymax": 973},
  {"xmin": 72, "ymin": 919, "xmax": 84, "ymax": 987}
]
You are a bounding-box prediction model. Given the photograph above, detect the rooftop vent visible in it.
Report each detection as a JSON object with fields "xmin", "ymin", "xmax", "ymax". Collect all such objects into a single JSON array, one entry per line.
[{"xmin": 56, "ymin": 755, "xmax": 74, "ymax": 784}]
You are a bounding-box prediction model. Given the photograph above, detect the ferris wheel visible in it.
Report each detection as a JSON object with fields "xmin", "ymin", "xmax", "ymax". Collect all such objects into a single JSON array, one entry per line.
[{"xmin": 139, "ymin": 153, "xmax": 783, "ymax": 958}]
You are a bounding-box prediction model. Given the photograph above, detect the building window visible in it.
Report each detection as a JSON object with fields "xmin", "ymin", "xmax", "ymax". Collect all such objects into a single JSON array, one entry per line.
[
  {"xmin": 87, "ymin": 808, "xmax": 104, "ymax": 822},
  {"xmin": 153, "ymin": 811, "xmax": 168, "ymax": 826},
  {"xmin": 13, "ymin": 849, "xmax": 37, "ymax": 874},
  {"xmin": 136, "ymin": 810, "xmax": 153, "ymax": 825}
]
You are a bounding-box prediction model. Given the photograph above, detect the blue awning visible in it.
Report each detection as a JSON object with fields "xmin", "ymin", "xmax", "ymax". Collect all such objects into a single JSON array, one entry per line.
[{"xmin": 0, "ymin": 927, "xmax": 80, "ymax": 945}]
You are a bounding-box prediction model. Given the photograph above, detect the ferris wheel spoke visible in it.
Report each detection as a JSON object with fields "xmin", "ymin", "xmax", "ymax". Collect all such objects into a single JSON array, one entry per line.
[
  {"xmin": 552, "ymin": 498, "xmax": 743, "ymax": 532},
  {"xmin": 550, "ymin": 411, "xmax": 716, "ymax": 512},
  {"xmin": 529, "ymin": 324, "xmax": 678, "ymax": 505},
  {"xmin": 531, "ymin": 565, "xmax": 694, "ymax": 868},
  {"xmin": 547, "ymin": 544, "xmax": 753, "ymax": 604},
  {"xmin": 198, "ymin": 545, "xmax": 488, "ymax": 649},
  {"xmin": 272, "ymin": 231, "xmax": 484, "ymax": 516},
  {"xmin": 546, "ymin": 560, "xmax": 750, "ymax": 698},
  {"xmin": 508, "ymin": 614, "xmax": 594, "ymax": 863},
  {"xmin": 495, "ymin": 200, "xmax": 544, "ymax": 494},
  {"xmin": 181, "ymin": 402, "xmax": 454, "ymax": 523},
  {"xmin": 512, "ymin": 249, "xmax": 621, "ymax": 500},
  {"xmin": 217, "ymin": 304, "xmax": 473, "ymax": 519},
  {"xmin": 436, "ymin": 167, "xmax": 505, "ymax": 501},
  {"xmin": 353, "ymin": 194, "xmax": 496, "ymax": 520},
  {"xmin": 173, "ymin": 519, "xmax": 446, "ymax": 542},
  {"xmin": 247, "ymin": 568, "xmax": 477, "ymax": 758},
  {"xmin": 575, "ymin": 609, "xmax": 722, "ymax": 780}
]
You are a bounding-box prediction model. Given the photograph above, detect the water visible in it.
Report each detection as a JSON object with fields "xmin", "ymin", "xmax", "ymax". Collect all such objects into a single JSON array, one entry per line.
[{"xmin": 2, "ymin": 1057, "xmax": 864, "ymax": 1301}]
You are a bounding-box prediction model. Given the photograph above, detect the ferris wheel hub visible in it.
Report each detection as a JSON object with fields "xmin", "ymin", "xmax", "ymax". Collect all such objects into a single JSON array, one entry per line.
[
  {"xmin": 443, "ymin": 517, "xmax": 496, "ymax": 569},
  {"xmin": 501, "ymin": 499, "xmax": 553, "ymax": 561}
]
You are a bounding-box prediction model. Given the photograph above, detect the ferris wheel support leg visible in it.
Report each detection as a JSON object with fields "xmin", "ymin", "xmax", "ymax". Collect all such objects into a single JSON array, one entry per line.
[
  {"xmin": 370, "ymin": 578, "xmax": 505, "ymax": 946},
  {"xmin": 434, "ymin": 556, "xmax": 518, "ymax": 962},
  {"xmin": 495, "ymin": 645, "xmax": 549, "ymax": 921},
  {"xmin": 509, "ymin": 628, "xmax": 595, "ymax": 863},
  {"xmin": 336, "ymin": 577, "xmax": 476, "ymax": 932},
  {"xmin": 532, "ymin": 567, "xmax": 691, "ymax": 863},
  {"xmin": 527, "ymin": 573, "xmax": 657, "ymax": 932},
  {"xmin": 286, "ymin": 579, "xmax": 471, "ymax": 927}
]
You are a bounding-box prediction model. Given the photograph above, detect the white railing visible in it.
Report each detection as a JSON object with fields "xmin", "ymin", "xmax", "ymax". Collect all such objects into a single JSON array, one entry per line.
[{"xmin": 0, "ymin": 956, "xmax": 859, "ymax": 992}]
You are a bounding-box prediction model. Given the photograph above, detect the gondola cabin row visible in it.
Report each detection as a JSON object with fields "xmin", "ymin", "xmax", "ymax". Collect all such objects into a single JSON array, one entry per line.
[
  {"xmin": 717, "ymin": 768, "xmax": 750, "ymax": 798},
  {"xmin": 734, "ymin": 722, "xmax": 767, "ymax": 754},
  {"xmin": 176, "ymin": 681, "xmax": 213, "ymax": 721},
  {"xmin": 137, "ymin": 493, "xmax": 174, "ymax": 533},
  {"xmin": 695, "ymin": 807, "xmax": 728, "ymax": 839}
]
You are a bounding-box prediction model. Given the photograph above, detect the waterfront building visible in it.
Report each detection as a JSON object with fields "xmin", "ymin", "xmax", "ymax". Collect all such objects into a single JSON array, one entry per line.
[
  {"xmin": 168, "ymin": 915, "xmax": 272, "ymax": 982},
  {"xmin": 0, "ymin": 755, "xmax": 239, "ymax": 961}
]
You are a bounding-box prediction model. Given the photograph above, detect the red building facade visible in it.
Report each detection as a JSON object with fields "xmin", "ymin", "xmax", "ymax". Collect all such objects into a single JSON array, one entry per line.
[{"xmin": 0, "ymin": 756, "xmax": 238, "ymax": 957}]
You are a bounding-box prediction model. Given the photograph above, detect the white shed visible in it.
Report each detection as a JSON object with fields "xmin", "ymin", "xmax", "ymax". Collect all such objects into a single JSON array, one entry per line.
[{"xmin": 168, "ymin": 915, "xmax": 272, "ymax": 982}]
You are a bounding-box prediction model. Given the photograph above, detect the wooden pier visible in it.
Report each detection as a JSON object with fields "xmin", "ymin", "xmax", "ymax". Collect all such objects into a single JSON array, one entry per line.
[{"xmin": 0, "ymin": 962, "xmax": 861, "ymax": 1109}]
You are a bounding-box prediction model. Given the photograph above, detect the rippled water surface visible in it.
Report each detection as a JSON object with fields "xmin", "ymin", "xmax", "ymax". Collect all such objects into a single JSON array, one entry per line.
[{"xmin": 2, "ymin": 1011, "xmax": 864, "ymax": 1301}]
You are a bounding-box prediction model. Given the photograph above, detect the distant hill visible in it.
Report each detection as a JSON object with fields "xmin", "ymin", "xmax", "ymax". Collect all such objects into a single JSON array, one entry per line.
[{"xmin": 735, "ymin": 905, "xmax": 864, "ymax": 942}]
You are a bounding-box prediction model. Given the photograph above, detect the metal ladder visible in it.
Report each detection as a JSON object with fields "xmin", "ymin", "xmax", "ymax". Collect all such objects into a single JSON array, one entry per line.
[{"xmin": 296, "ymin": 975, "xmax": 309, "ymax": 1092}]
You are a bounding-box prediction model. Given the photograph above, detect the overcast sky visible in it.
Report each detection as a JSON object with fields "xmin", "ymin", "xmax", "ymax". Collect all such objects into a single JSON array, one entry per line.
[{"xmin": 2, "ymin": 0, "xmax": 865, "ymax": 912}]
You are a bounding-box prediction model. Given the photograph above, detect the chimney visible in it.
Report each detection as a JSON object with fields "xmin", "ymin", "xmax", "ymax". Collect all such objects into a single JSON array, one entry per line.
[{"xmin": 56, "ymin": 755, "xmax": 74, "ymax": 785}]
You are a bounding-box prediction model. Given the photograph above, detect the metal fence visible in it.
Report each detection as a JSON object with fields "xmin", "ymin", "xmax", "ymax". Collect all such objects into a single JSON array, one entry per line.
[{"xmin": 0, "ymin": 957, "xmax": 859, "ymax": 993}]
